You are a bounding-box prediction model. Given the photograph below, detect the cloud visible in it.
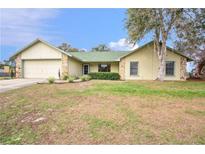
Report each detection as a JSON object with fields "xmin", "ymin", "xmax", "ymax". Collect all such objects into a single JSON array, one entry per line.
[
  {"xmin": 80, "ymin": 48, "xmax": 88, "ymax": 52},
  {"xmin": 109, "ymin": 38, "xmax": 138, "ymax": 51},
  {"xmin": 0, "ymin": 9, "xmax": 60, "ymax": 46},
  {"xmin": 186, "ymin": 61, "xmax": 195, "ymax": 72}
]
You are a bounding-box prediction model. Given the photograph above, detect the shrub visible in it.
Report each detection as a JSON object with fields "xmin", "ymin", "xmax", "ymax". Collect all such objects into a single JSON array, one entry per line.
[
  {"xmin": 63, "ymin": 75, "xmax": 69, "ymax": 80},
  {"xmin": 80, "ymin": 75, "xmax": 92, "ymax": 81},
  {"xmin": 0, "ymin": 77, "xmax": 11, "ymax": 80},
  {"xmin": 48, "ymin": 77, "xmax": 55, "ymax": 84},
  {"xmin": 68, "ymin": 76, "xmax": 75, "ymax": 83},
  {"xmin": 88, "ymin": 72, "xmax": 120, "ymax": 80},
  {"xmin": 73, "ymin": 76, "xmax": 79, "ymax": 80}
]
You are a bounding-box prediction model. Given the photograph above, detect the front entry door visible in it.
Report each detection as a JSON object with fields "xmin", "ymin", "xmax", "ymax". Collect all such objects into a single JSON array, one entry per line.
[{"xmin": 83, "ymin": 64, "xmax": 89, "ymax": 75}]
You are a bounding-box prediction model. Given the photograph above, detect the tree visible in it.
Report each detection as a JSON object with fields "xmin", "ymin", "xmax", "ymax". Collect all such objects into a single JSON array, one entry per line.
[
  {"xmin": 68, "ymin": 48, "xmax": 79, "ymax": 52},
  {"xmin": 91, "ymin": 44, "xmax": 111, "ymax": 52},
  {"xmin": 174, "ymin": 9, "xmax": 205, "ymax": 78},
  {"xmin": 1, "ymin": 59, "xmax": 15, "ymax": 68},
  {"xmin": 58, "ymin": 43, "xmax": 84, "ymax": 52},
  {"xmin": 58, "ymin": 43, "xmax": 71, "ymax": 52},
  {"xmin": 195, "ymin": 54, "xmax": 205, "ymax": 78},
  {"xmin": 125, "ymin": 9, "xmax": 200, "ymax": 81},
  {"xmin": 3, "ymin": 60, "xmax": 10, "ymax": 66}
]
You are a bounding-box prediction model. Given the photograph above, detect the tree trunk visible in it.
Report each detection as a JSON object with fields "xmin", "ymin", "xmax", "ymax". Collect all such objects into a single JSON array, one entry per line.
[
  {"xmin": 157, "ymin": 54, "xmax": 166, "ymax": 81},
  {"xmin": 157, "ymin": 41, "xmax": 167, "ymax": 81},
  {"xmin": 154, "ymin": 21, "xmax": 168, "ymax": 81},
  {"xmin": 194, "ymin": 61, "xmax": 205, "ymax": 78},
  {"xmin": 154, "ymin": 39, "xmax": 167, "ymax": 81}
]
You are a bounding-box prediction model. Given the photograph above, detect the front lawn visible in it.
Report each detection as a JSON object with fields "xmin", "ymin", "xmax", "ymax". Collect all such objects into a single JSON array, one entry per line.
[{"xmin": 0, "ymin": 80, "xmax": 205, "ymax": 144}]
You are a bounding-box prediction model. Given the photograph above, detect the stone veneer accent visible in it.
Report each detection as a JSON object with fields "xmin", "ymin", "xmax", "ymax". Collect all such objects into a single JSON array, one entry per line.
[
  {"xmin": 119, "ymin": 58, "xmax": 126, "ymax": 80},
  {"xmin": 15, "ymin": 54, "xmax": 22, "ymax": 78},
  {"xmin": 180, "ymin": 57, "xmax": 187, "ymax": 80},
  {"xmin": 61, "ymin": 53, "xmax": 69, "ymax": 78}
]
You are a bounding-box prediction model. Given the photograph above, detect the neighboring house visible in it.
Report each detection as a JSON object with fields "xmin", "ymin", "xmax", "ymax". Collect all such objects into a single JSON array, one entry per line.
[
  {"xmin": 10, "ymin": 38, "xmax": 192, "ymax": 80},
  {"xmin": 0, "ymin": 65, "xmax": 10, "ymax": 77},
  {"xmin": 0, "ymin": 65, "xmax": 10, "ymax": 73},
  {"xmin": 3, "ymin": 65, "xmax": 10, "ymax": 73}
]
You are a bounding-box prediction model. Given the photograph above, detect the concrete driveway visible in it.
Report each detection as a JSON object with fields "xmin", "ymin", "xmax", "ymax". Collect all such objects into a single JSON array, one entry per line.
[{"xmin": 0, "ymin": 79, "xmax": 46, "ymax": 93}]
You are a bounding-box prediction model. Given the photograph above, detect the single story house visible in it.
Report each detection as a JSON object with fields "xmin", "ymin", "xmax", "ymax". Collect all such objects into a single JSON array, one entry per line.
[{"xmin": 10, "ymin": 38, "xmax": 192, "ymax": 80}]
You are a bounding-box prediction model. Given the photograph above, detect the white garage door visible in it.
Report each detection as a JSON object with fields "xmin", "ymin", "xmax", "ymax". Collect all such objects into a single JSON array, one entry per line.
[{"xmin": 23, "ymin": 60, "xmax": 61, "ymax": 79}]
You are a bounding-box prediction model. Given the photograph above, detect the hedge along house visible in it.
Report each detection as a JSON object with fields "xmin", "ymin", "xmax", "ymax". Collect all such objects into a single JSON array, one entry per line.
[{"xmin": 10, "ymin": 38, "xmax": 192, "ymax": 80}]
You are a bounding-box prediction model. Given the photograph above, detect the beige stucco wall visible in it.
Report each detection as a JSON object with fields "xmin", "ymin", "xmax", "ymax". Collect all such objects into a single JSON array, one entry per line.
[
  {"xmin": 68, "ymin": 57, "xmax": 82, "ymax": 76},
  {"xmin": 122, "ymin": 44, "xmax": 186, "ymax": 80},
  {"xmin": 21, "ymin": 42, "xmax": 62, "ymax": 60},
  {"xmin": 89, "ymin": 62, "xmax": 119, "ymax": 73}
]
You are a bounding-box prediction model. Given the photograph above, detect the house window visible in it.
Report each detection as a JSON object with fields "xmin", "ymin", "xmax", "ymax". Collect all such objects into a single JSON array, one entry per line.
[
  {"xmin": 98, "ymin": 64, "xmax": 111, "ymax": 72},
  {"xmin": 165, "ymin": 61, "xmax": 175, "ymax": 76},
  {"xmin": 130, "ymin": 61, "xmax": 138, "ymax": 75},
  {"xmin": 83, "ymin": 64, "xmax": 89, "ymax": 75}
]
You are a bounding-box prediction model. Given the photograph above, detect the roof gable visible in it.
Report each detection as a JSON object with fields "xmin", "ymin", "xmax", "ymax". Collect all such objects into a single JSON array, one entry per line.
[
  {"xmin": 10, "ymin": 38, "xmax": 72, "ymax": 60},
  {"xmin": 119, "ymin": 41, "xmax": 193, "ymax": 61}
]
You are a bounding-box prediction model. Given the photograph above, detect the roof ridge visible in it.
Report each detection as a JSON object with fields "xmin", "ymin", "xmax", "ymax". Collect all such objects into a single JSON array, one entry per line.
[{"xmin": 67, "ymin": 51, "xmax": 130, "ymax": 53}]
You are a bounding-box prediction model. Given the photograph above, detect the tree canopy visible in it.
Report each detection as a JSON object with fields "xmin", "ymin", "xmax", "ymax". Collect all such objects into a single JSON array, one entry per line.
[
  {"xmin": 91, "ymin": 44, "xmax": 111, "ymax": 52},
  {"xmin": 174, "ymin": 9, "xmax": 205, "ymax": 77},
  {"xmin": 58, "ymin": 43, "xmax": 85, "ymax": 52}
]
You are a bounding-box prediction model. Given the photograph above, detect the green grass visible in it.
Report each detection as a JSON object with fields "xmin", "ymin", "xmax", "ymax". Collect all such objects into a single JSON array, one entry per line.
[
  {"xmin": 0, "ymin": 96, "xmax": 39, "ymax": 144},
  {"xmin": 194, "ymin": 136, "xmax": 205, "ymax": 144},
  {"xmin": 119, "ymin": 106, "xmax": 140, "ymax": 126},
  {"xmin": 53, "ymin": 81, "xmax": 205, "ymax": 99},
  {"xmin": 118, "ymin": 105, "xmax": 156, "ymax": 144},
  {"xmin": 159, "ymin": 129, "xmax": 179, "ymax": 144},
  {"xmin": 185, "ymin": 109, "xmax": 205, "ymax": 116},
  {"xmin": 37, "ymin": 100, "xmax": 77, "ymax": 111},
  {"xmin": 82, "ymin": 115, "xmax": 119, "ymax": 139},
  {"xmin": 0, "ymin": 126, "xmax": 38, "ymax": 144},
  {"xmin": 89, "ymin": 81, "xmax": 205, "ymax": 98},
  {"xmin": 81, "ymin": 105, "xmax": 155, "ymax": 143}
]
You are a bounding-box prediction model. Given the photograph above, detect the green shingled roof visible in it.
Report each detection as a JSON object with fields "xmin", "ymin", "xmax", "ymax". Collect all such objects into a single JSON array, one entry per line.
[{"xmin": 68, "ymin": 51, "xmax": 132, "ymax": 62}]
